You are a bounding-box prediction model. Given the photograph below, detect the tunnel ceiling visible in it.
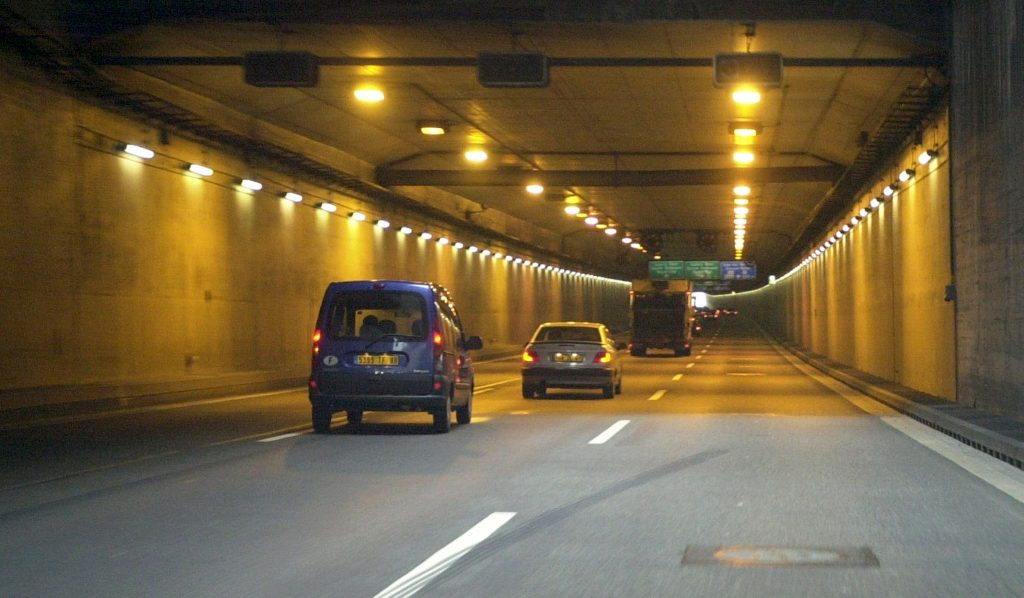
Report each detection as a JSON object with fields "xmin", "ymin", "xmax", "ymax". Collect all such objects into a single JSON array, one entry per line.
[{"xmin": 40, "ymin": 1, "xmax": 948, "ymax": 283}]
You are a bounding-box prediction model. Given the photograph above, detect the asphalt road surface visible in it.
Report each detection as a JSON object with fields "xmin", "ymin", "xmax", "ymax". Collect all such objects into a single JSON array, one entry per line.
[{"xmin": 3, "ymin": 317, "xmax": 1024, "ymax": 597}]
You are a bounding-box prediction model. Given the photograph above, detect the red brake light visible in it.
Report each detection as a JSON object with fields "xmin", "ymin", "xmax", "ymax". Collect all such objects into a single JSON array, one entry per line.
[
  {"xmin": 312, "ymin": 330, "xmax": 321, "ymax": 343},
  {"xmin": 433, "ymin": 331, "xmax": 443, "ymax": 346},
  {"xmin": 522, "ymin": 350, "xmax": 538, "ymax": 362},
  {"xmin": 594, "ymin": 351, "xmax": 612, "ymax": 363}
]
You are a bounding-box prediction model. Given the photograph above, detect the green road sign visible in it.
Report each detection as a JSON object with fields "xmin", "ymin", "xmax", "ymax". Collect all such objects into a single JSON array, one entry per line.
[
  {"xmin": 683, "ymin": 260, "xmax": 721, "ymax": 279},
  {"xmin": 648, "ymin": 260, "xmax": 686, "ymax": 279}
]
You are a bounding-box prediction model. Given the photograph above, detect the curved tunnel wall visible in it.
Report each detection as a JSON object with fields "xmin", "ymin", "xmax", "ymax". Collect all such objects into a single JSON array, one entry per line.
[
  {"xmin": 717, "ymin": 110, "xmax": 956, "ymax": 403},
  {"xmin": 0, "ymin": 55, "xmax": 630, "ymax": 404}
]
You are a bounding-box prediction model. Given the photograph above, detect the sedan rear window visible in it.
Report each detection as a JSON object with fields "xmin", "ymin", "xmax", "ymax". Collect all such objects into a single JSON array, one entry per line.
[
  {"xmin": 327, "ymin": 291, "xmax": 427, "ymax": 340},
  {"xmin": 535, "ymin": 327, "xmax": 601, "ymax": 343}
]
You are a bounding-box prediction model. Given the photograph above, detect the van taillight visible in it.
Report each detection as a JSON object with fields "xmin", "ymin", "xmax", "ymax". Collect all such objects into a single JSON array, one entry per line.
[
  {"xmin": 433, "ymin": 329, "xmax": 444, "ymax": 367},
  {"xmin": 311, "ymin": 329, "xmax": 322, "ymax": 365}
]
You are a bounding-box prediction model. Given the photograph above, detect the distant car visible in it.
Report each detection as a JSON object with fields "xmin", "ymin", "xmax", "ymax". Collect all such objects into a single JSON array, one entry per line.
[{"xmin": 521, "ymin": 322, "xmax": 624, "ymax": 399}]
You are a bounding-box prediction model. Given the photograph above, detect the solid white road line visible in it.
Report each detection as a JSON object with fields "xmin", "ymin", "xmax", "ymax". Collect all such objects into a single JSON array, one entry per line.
[
  {"xmin": 258, "ymin": 432, "xmax": 303, "ymax": 443},
  {"xmin": 476, "ymin": 377, "xmax": 520, "ymax": 391},
  {"xmin": 648, "ymin": 390, "xmax": 667, "ymax": 401},
  {"xmin": 686, "ymin": 363, "xmax": 695, "ymax": 369},
  {"xmin": 374, "ymin": 512, "xmax": 516, "ymax": 598},
  {"xmin": 672, "ymin": 374, "xmax": 683, "ymax": 381},
  {"xmin": 773, "ymin": 342, "xmax": 1024, "ymax": 505},
  {"xmin": 589, "ymin": 420, "xmax": 631, "ymax": 445}
]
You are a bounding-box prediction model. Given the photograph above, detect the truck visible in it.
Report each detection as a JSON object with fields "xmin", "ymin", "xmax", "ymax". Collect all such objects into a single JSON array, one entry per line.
[{"xmin": 629, "ymin": 279, "xmax": 694, "ymax": 357}]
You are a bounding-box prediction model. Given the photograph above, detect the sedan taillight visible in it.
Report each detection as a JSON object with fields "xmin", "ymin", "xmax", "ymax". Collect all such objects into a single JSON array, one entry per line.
[
  {"xmin": 594, "ymin": 350, "xmax": 612, "ymax": 363},
  {"xmin": 522, "ymin": 350, "xmax": 539, "ymax": 362}
]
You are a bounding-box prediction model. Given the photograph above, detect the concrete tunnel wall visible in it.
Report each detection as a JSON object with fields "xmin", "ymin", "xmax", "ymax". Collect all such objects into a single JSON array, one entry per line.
[
  {"xmin": 0, "ymin": 54, "xmax": 630, "ymax": 407},
  {"xmin": 717, "ymin": 110, "xmax": 957, "ymax": 404}
]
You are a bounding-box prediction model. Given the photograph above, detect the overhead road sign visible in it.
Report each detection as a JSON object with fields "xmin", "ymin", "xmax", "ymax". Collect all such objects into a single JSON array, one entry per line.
[
  {"xmin": 649, "ymin": 260, "xmax": 686, "ymax": 280},
  {"xmin": 683, "ymin": 261, "xmax": 721, "ymax": 280},
  {"xmin": 721, "ymin": 261, "xmax": 757, "ymax": 280}
]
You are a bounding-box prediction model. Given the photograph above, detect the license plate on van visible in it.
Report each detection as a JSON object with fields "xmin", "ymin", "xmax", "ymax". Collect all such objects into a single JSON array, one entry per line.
[{"xmin": 356, "ymin": 354, "xmax": 400, "ymax": 366}]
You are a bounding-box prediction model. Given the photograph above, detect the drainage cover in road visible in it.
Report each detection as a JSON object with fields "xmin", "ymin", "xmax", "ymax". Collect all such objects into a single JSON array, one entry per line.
[{"xmin": 682, "ymin": 545, "xmax": 879, "ymax": 568}]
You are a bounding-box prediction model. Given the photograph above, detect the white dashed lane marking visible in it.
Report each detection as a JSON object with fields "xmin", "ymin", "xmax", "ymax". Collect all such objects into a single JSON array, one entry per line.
[
  {"xmin": 648, "ymin": 390, "xmax": 667, "ymax": 401},
  {"xmin": 374, "ymin": 512, "xmax": 517, "ymax": 598},
  {"xmin": 589, "ymin": 420, "xmax": 631, "ymax": 445}
]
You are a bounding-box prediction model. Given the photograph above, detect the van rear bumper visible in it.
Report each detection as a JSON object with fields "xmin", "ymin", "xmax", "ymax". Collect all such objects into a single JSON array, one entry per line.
[{"xmin": 309, "ymin": 390, "xmax": 448, "ymax": 413}]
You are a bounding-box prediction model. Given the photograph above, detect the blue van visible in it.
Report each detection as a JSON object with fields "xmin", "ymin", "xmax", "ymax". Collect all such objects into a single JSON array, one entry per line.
[{"xmin": 308, "ymin": 280, "xmax": 483, "ymax": 433}]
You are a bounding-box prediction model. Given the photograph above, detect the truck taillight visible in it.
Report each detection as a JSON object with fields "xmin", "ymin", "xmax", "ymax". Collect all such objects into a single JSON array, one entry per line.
[{"xmin": 594, "ymin": 351, "xmax": 612, "ymax": 364}]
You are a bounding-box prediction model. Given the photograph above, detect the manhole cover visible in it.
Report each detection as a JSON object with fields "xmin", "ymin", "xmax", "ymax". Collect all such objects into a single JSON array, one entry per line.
[{"xmin": 683, "ymin": 545, "xmax": 879, "ymax": 568}]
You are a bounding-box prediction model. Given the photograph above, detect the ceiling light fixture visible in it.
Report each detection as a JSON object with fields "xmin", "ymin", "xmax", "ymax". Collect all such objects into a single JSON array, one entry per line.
[
  {"xmin": 318, "ymin": 202, "xmax": 337, "ymax": 213},
  {"xmin": 564, "ymin": 205, "xmax": 581, "ymax": 216},
  {"xmin": 584, "ymin": 216, "xmax": 599, "ymax": 226},
  {"xmin": 282, "ymin": 191, "xmax": 303, "ymax": 203},
  {"xmin": 375, "ymin": 219, "xmax": 391, "ymax": 229},
  {"xmin": 399, "ymin": 226, "xmax": 413, "ymax": 235},
  {"xmin": 729, "ymin": 122, "xmax": 762, "ymax": 137},
  {"xmin": 349, "ymin": 211, "xmax": 366, "ymax": 221},
  {"xmin": 732, "ymin": 150, "xmax": 755, "ymax": 164},
  {"xmin": 731, "ymin": 88, "xmax": 762, "ymax": 104},
  {"xmin": 526, "ymin": 183, "xmax": 544, "ymax": 195},
  {"xmin": 733, "ymin": 185, "xmax": 751, "ymax": 196},
  {"xmin": 898, "ymin": 168, "xmax": 916, "ymax": 182},
  {"xmin": 417, "ymin": 120, "xmax": 450, "ymax": 135},
  {"xmin": 464, "ymin": 149, "xmax": 488, "ymax": 163},
  {"xmin": 354, "ymin": 86, "xmax": 384, "ymax": 103},
  {"xmin": 605, "ymin": 228, "xmax": 617, "ymax": 236},
  {"xmin": 869, "ymin": 197, "xmax": 882, "ymax": 209},
  {"xmin": 419, "ymin": 231, "xmax": 433, "ymax": 240}
]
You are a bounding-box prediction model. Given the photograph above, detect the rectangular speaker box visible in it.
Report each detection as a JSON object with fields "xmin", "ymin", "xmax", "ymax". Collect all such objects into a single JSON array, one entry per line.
[
  {"xmin": 244, "ymin": 51, "xmax": 319, "ymax": 87},
  {"xmin": 478, "ymin": 52, "xmax": 549, "ymax": 88},
  {"xmin": 712, "ymin": 52, "xmax": 783, "ymax": 88}
]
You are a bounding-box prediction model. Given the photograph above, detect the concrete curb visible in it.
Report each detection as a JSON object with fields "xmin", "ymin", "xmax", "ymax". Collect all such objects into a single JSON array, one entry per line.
[{"xmin": 781, "ymin": 342, "xmax": 1024, "ymax": 470}]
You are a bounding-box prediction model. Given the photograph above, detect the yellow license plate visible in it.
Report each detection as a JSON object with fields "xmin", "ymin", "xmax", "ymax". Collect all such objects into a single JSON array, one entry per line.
[
  {"xmin": 356, "ymin": 354, "xmax": 399, "ymax": 366},
  {"xmin": 554, "ymin": 353, "xmax": 583, "ymax": 363}
]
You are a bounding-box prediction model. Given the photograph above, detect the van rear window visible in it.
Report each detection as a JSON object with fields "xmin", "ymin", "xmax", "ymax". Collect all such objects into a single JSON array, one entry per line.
[{"xmin": 326, "ymin": 291, "xmax": 428, "ymax": 340}]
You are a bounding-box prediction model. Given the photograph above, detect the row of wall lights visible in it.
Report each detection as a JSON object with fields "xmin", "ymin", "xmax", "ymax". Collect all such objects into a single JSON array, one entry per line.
[
  {"xmin": 118, "ymin": 142, "xmax": 628, "ymax": 284},
  {"xmin": 777, "ymin": 146, "xmax": 940, "ymax": 282}
]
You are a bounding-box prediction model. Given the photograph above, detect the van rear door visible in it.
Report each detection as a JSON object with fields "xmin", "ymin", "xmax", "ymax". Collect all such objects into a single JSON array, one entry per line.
[{"xmin": 316, "ymin": 288, "xmax": 433, "ymax": 396}]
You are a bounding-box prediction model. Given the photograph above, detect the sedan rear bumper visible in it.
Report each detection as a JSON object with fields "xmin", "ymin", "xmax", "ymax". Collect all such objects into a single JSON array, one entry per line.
[{"xmin": 522, "ymin": 367, "xmax": 614, "ymax": 389}]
